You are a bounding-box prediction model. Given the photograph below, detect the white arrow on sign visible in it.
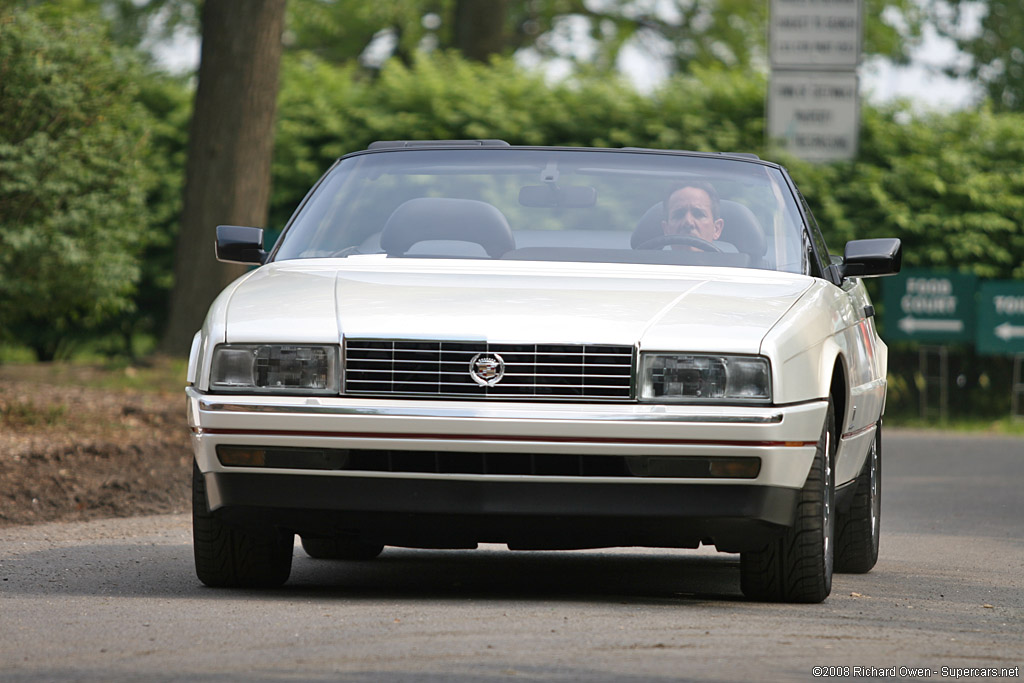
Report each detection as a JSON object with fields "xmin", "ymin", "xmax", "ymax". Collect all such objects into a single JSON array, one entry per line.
[
  {"xmin": 898, "ymin": 317, "xmax": 965, "ymax": 334},
  {"xmin": 995, "ymin": 322, "xmax": 1024, "ymax": 341}
]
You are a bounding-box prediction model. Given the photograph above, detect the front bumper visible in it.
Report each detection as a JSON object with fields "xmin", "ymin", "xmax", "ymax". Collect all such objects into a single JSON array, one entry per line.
[{"xmin": 187, "ymin": 388, "xmax": 828, "ymax": 552}]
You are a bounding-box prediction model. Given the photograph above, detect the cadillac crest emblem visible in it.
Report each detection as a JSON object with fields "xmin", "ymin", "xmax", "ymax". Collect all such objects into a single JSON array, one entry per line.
[{"xmin": 469, "ymin": 352, "xmax": 505, "ymax": 387}]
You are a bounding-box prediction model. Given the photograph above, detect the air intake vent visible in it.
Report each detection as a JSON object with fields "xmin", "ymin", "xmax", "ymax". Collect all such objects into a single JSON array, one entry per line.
[{"xmin": 344, "ymin": 340, "xmax": 633, "ymax": 401}]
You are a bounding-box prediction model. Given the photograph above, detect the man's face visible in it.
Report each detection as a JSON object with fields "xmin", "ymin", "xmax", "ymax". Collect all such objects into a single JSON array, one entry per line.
[{"xmin": 662, "ymin": 186, "xmax": 724, "ymax": 244}]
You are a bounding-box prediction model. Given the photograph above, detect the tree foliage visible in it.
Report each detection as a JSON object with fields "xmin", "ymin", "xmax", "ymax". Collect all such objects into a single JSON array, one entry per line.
[
  {"xmin": 117, "ymin": 73, "xmax": 191, "ymax": 351},
  {"xmin": 284, "ymin": 0, "xmax": 925, "ymax": 71},
  {"xmin": 787, "ymin": 106, "xmax": 1024, "ymax": 279},
  {"xmin": 0, "ymin": 8, "xmax": 155, "ymax": 359},
  {"xmin": 269, "ymin": 52, "xmax": 766, "ymax": 227},
  {"xmin": 270, "ymin": 52, "xmax": 1024, "ymax": 282},
  {"xmin": 69, "ymin": 0, "xmax": 926, "ymax": 76},
  {"xmin": 935, "ymin": 0, "xmax": 1024, "ymax": 111}
]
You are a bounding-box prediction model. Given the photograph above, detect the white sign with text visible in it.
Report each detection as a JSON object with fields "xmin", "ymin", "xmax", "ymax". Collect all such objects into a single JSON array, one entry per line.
[
  {"xmin": 768, "ymin": 71, "xmax": 859, "ymax": 162},
  {"xmin": 770, "ymin": 0, "xmax": 862, "ymax": 69}
]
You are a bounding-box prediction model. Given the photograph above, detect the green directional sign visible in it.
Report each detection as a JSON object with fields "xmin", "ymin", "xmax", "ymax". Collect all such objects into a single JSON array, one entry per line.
[
  {"xmin": 883, "ymin": 269, "xmax": 977, "ymax": 343},
  {"xmin": 977, "ymin": 280, "xmax": 1024, "ymax": 355}
]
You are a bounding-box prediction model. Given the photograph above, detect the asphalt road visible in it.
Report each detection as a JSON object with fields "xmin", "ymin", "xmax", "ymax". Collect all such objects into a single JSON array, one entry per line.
[{"xmin": 1, "ymin": 430, "xmax": 1022, "ymax": 682}]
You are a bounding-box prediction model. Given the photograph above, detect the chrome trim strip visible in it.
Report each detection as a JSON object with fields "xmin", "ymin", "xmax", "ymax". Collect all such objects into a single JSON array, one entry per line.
[
  {"xmin": 194, "ymin": 396, "xmax": 784, "ymax": 424},
  {"xmin": 201, "ymin": 426, "xmax": 809, "ymax": 447}
]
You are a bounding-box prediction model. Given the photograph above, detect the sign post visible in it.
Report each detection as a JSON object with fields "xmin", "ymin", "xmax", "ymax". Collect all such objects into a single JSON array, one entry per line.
[
  {"xmin": 882, "ymin": 269, "xmax": 977, "ymax": 344},
  {"xmin": 976, "ymin": 281, "xmax": 1024, "ymax": 355},
  {"xmin": 883, "ymin": 269, "xmax": 977, "ymax": 421},
  {"xmin": 882, "ymin": 270, "xmax": 1024, "ymax": 419},
  {"xmin": 767, "ymin": 71, "xmax": 859, "ymax": 162},
  {"xmin": 769, "ymin": 0, "xmax": 862, "ymax": 68},
  {"xmin": 767, "ymin": 0, "xmax": 862, "ymax": 162}
]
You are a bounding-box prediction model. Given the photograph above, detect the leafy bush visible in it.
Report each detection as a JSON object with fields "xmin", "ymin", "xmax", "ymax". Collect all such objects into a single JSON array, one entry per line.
[
  {"xmin": 0, "ymin": 9, "xmax": 156, "ymax": 360},
  {"xmin": 788, "ymin": 105, "xmax": 1024, "ymax": 280},
  {"xmin": 270, "ymin": 53, "xmax": 769, "ymax": 227},
  {"xmin": 272, "ymin": 52, "xmax": 1024, "ymax": 282}
]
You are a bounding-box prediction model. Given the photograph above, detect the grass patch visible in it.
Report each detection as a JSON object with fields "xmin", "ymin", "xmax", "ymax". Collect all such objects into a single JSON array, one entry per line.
[
  {"xmin": 0, "ymin": 399, "xmax": 68, "ymax": 427},
  {"xmin": 0, "ymin": 345, "xmax": 37, "ymax": 363},
  {"xmin": 81, "ymin": 357, "xmax": 188, "ymax": 394},
  {"xmin": 0, "ymin": 355, "xmax": 187, "ymax": 395}
]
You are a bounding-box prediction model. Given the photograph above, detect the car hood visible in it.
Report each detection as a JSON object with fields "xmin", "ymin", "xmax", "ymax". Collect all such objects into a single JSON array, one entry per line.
[{"xmin": 220, "ymin": 258, "xmax": 813, "ymax": 354}]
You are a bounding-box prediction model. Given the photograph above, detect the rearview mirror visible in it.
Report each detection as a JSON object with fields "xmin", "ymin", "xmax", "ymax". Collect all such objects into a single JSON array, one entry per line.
[
  {"xmin": 215, "ymin": 225, "xmax": 267, "ymax": 264},
  {"xmin": 519, "ymin": 185, "xmax": 597, "ymax": 208}
]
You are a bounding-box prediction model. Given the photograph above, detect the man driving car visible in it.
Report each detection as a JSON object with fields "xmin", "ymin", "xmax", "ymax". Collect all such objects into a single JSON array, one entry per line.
[{"xmin": 662, "ymin": 181, "xmax": 724, "ymax": 247}]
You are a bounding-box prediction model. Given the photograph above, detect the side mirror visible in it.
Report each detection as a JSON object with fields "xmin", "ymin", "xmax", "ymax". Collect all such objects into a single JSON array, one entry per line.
[
  {"xmin": 834, "ymin": 238, "xmax": 902, "ymax": 280},
  {"xmin": 215, "ymin": 225, "xmax": 267, "ymax": 264}
]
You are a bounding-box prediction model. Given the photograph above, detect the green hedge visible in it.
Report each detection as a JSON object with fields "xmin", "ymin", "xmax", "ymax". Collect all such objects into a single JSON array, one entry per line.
[
  {"xmin": 272, "ymin": 53, "xmax": 1024, "ymax": 285},
  {"xmin": 786, "ymin": 106, "xmax": 1024, "ymax": 280},
  {"xmin": 270, "ymin": 55, "xmax": 768, "ymax": 227},
  {"xmin": 0, "ymin": 9, "xmax": 155, "ymax": 360}
]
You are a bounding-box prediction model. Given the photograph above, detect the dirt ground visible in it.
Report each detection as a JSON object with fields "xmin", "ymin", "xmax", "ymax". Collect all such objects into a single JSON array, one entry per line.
[{"xmin": 0, "ymin": 362, "xmax": 193, "ymax": 528}]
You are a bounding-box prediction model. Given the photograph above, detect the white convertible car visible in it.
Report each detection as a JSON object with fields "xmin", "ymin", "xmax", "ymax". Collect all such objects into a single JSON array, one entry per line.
[{"xmin": 187, "ymin": 141, "xmax": 901, "ymax": 602}]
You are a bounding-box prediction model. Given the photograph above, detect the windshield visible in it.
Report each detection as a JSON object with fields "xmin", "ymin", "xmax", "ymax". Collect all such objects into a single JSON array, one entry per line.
[{"xmin": 273, "ymin": 148, "xmax": 807, "ymax": 274}]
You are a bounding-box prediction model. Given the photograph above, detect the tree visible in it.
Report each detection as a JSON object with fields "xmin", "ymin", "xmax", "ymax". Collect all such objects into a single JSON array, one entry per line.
[
  {"xmin": 0, "ymin": 8, "xmax": 153, "ymax": 360},
  {"xmin": 935, "ymin": 0, "xmax": 1024, "ymax": 111},
  {"xmin": 67, "ymin": 0, "xmax": 928, "ymax": 81},
  {"xmin": 453, "ymin": 0, "xmax": 509, "ymax": 62},
  {"xmin": 160, "ymin": 0, "xmax": 287, "ymax": 354},
  {"xmin": 282, "ymin": 0, "xmax": 926, "ymax": 74}
]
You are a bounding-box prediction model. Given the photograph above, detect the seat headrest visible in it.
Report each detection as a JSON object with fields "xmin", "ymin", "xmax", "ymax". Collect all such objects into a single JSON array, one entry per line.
[
  {"xmin": 380, "ymin": 197, "xmax": 515, "ymax": 258},
  {"xmin": 631, "ymin": 200, "xmax": 766, "ymax": 257}
]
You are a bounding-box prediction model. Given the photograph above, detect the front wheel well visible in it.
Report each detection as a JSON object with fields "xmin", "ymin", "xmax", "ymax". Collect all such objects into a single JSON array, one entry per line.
[{"xmin": 829, "ymin": 360, "xmax": 848, "ymax": 436}]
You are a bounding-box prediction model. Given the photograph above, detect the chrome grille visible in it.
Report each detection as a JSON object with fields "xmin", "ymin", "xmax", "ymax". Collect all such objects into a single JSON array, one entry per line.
[{"xmin": 344, "ymin": 340, "xmax": 634, "ymax": 400}]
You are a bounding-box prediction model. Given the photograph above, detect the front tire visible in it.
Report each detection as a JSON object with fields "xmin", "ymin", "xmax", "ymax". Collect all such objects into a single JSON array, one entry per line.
[
  {"xmin": 835, "ymin": 423, "xmax": 882, "ymax": 573},
  {"xmin": 740, "ymin": 400, "xmax": 836, "ymax": 603},
  {"xmin": 192, "ymin": 462, "xmax": 294, "ymax": 588}
]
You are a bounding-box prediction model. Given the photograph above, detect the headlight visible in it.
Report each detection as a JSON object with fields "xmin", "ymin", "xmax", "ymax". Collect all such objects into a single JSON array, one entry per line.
[
  {"xmin": 639, "ymin": 354, "xmax": 771, "ymax": 403},
  {"xmin": 210, "ymin": 344, "xmax": 339, "ymax": 394}
]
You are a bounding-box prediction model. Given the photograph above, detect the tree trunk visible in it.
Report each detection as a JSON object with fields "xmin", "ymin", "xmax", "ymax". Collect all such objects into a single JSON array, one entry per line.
[
  {"xmin": 160, "ymin": 0, "xmax": 286, "ymax": 355},
  {"xmin": 453, "ymin": 0, "xmax": 509, "ymax": 62}
]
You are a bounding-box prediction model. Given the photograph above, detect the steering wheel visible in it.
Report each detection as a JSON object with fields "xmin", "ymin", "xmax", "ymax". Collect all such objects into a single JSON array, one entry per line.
[{"xmin": 634, "ymin": 234, "xmax": 723, "ymax": 252}]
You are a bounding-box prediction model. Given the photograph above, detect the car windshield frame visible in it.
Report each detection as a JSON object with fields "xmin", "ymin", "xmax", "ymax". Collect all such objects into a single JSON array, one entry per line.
[{"xmin": 271, "ymin": 147, "xmax": 810, "ymax": 274}]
